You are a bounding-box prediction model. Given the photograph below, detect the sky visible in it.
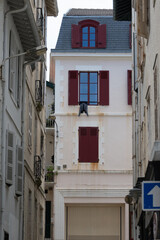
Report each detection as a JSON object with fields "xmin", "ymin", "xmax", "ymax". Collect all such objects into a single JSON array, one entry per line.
[{"xmin": 46, "ymin": 0, "xmax": 113, "ymax": 81}]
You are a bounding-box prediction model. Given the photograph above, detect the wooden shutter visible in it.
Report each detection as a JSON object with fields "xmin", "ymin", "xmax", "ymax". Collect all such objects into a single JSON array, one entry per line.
[
  {"xmin": 6, "ymin": 130, "xmax": 14, "ymax": 185},
  {"xmin": 71, "ymin": 24, "xmax": 80, "ymax": 48},
  {"xmin": 98, "ymin": 24, "xmax": 106, "ymax": 48},
  {"xmin": 79, "ymin": 127, "xmax": 98, "ymax": 163},
  {"xmin": 99, "ymin": 71, "xmax": 109, "ymax": 105},
  {"xmin": 15, "ymin": 146, "xmax": 23, "ymax": 196},
  {"xmin": 68, "ymin": 71, "xmax": 78, "ymax": 105},
  {"xmin": 128, "ymin": 70, "xmax": 132, "ymax": 105}
]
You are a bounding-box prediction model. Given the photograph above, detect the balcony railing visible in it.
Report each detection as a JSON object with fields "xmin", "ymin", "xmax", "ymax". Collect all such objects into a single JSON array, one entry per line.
[
  {"xmin": 45, "ymin": 166, "xmax": 54, "ymax": 182},
  {"xmin": 34, "ymin": 155, "xmax": 42, "ymax": 186},
  {"xmin": 46, "ymin": 118, "xmax": 55, "ymax": 128}
]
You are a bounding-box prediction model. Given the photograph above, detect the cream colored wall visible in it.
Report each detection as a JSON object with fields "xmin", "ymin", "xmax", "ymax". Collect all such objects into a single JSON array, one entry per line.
[{"xmin": 53, "ymin": 54, "xmax": 132, "ymax": 240}]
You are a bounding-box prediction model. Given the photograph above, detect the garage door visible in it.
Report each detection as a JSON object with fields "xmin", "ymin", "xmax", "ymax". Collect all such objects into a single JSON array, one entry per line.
[{"xmin": 67, "ymin": 206, "xmax": 122, "ymax": 240}]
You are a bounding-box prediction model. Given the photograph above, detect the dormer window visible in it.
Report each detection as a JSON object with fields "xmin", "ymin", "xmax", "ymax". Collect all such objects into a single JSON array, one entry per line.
[
  {"xmin": 72, "ymin": 19, "xmax": 106, "ymax": 49},
  {"xmin": 82, "ymin": 26, "xmax": 96, "ymax": 48}
]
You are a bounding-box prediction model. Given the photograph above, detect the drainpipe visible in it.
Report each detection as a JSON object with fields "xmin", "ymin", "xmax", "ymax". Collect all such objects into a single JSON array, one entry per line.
[{"xmin": 0, "ymin": 3, "xmax": 28, "ymax": 240}]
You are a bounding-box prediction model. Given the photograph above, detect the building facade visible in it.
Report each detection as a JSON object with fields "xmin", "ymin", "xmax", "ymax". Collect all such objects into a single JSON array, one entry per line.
[
  {"xmin": 0, "ymin": 0, "xmax": 58, "ymax": 239},
  {"xmin": 51, "ymin": 9, "xmax": 132, "ymax": 240},
  {"xmin": 131, "ymin": 1, "xmax": 160, "ymax": 239}
]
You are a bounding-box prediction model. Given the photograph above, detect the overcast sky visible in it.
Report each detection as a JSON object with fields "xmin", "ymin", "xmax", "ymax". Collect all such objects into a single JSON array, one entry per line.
[{"xmin": 46, "ymin": 0, "xmax": 113, "ymax": 81}]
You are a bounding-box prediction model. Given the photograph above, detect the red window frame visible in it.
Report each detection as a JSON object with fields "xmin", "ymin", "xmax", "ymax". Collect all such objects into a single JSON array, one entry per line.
[
  {"xmin": 79, "ymin": 71, "xmax": 98, "ymax": 105},
  {"xmin": 79, "ymin": 20, "xmax": 99, "ymax": 49}
]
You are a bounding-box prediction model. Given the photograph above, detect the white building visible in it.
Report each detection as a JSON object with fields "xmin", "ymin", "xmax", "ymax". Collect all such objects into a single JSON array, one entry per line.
[{"xmin": 51, "ymin": 9, "xmax": 132, "ymax": 240}]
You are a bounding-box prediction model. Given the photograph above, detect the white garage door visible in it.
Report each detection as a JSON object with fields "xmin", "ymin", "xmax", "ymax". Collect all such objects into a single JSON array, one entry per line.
[{"xmin": 67, "ymin": 206, "xmax": 122, "ymax": 240}]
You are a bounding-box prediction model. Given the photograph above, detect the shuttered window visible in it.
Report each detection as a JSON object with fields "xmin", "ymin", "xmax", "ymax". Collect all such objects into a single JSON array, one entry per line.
[
  {"xmin": 72, "ymin": 20, "xmax": 106, "ymax": 49},
  {"xmin": 68, "ymin": 71, "xmax": 109, "ymax": 106},
  {"xmin": 128, "ymin": 70, "xmax": 132, "ymax": 105},
  {"xmin": 15, "ymin": 146, "xmax": 23, "ymax": 196},
  {"xmin": 79, "ymin": 127, "xmax": 98, "ymax": 163},
  {"xmin": 9, "ymin": 31, "xmax": 22, "ymax": 106},
  {"xmin": 28, "ymin": 101, "xmax": 32, "ymax": 147},
  {"xmin": 6, "ymin": 130, "xmax": 14, "ymax": 185}
]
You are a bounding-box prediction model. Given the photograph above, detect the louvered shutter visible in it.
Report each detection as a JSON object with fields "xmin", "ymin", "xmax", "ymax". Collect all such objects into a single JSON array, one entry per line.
[
  {"xmin": 28, "ymin": 102, "xmax": 32, "ymax": 146},
  {"xmin": 79, "ymin": 127, "xmax": 98, "ymax": 163},
  {"xmin": 99, "ymin": 71, "xmax": 109, "ymax": 105},
  {"xmin": 128, "ymin": 70, "xmax": 132, "ymax": 105},
  {"xmin": 6, "ymin": 130, "xmax": 14, "ymax": 185},
  {"xmin": 72, "ymin": 24, "xmax": 80, "ymax": 48},
  {"xmin": 9, "ymin": 31, "xmax": 16, "ymax": 92},
  {"xmin": 15, "ymin": 146, "xmax": 23, "ymax": 196},
  {"xmin": 98, "ymin": 24, "xmax": 106, "ymax": 48},
  {"xmin": 68, "ymin": 71, "xmax": 78, "ymax": 105},
  {"xmin": 89, "ymin": 127, "xmax": 98, "ymax": 163}
]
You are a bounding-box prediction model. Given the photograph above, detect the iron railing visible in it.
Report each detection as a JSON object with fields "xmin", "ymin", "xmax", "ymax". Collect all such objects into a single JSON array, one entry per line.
[
  {"xmin": 45, "ymin": 165, "xmax": 54, "ymax": 182},
  {"xmin": 36, "ymin": 8, "xmax": 44, "ymax": 34},
  {"xmin": 35, "ymin": 80, "xmax": 42, "ymax": 103},
  {"xmin": 34, "ymin": 155, "xmax": 42, "ymax": 186}
]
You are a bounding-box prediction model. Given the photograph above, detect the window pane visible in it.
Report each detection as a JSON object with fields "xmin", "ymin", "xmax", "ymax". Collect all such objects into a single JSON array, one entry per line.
[
  {"xmin": 82, "ymin": 27, "xmax": 88, "ymax": 33},
  {"xmin": 90, "ymin": 41, "xmax": 95, "ymax": 47},
  {"xmin": 90, "ymin": 73, "xmax": 97, "ymax": 83},
  {"xmin": 80, "ymin": 84, "xmax": 88, "ymax": 94},
  {"xmin": 82, "ymin": 41, "xmax": 88, "ymax": 47},
  {"xmin": 90, "ymin": 34, "xmax": 95, "ymax": 40},
  {"xmin": 82, "ymin": 33, "xmax": 88, "ymax": 40},
  {"xmin": 90, "ymin": 95, "xmax": 98, "ymax": 104},
  {"xmin": 90, "ymin": 84, "xmax": 97, "ymax": 94},
  {"xmin": 80, "ymin": 95, "xmax": 88, "ymax": 102},
  {"xmin": 80, "ymin": 73, "xmax": 88, "ymax": 83},
  {"xmin": 90, "ymin": 27, "xmax": 95, "ymax": 33}
]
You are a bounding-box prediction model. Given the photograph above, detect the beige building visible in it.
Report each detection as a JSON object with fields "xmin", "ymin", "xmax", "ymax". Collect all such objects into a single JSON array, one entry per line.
[{"xmin": 23, "ymin": 1, "xmax": 58, "ymax": 240}]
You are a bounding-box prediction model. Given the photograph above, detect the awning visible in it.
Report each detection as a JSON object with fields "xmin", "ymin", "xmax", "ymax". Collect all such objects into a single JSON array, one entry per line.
[
  {"xmin": 113, "ymin": 0, "xmax": 131, "ymax": 21},
  {"xmin": 7, "ymin": 0, "xmax": 42, "ymax": 61},
  {"xmin": 45, "ymin": 0, "xmax": 58, "ymax": 17}
]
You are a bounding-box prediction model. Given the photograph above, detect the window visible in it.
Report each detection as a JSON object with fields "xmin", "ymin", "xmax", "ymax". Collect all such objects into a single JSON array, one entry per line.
[
  {"xmin": 79, "ymin": 127, "xmax": 98, "ymax": 163},
  {"xmin": 6, "ymin": 130, "xmax": 14, "ymax": 186},
  {"xmin": 28, "ymin": 101, "xmax": 32, "ymax": 148},
  {"xmin": 68, "ymin": 70, "xmax": 109, "ymax": 106},
  {"xmin": 80, "ymin": 72, "xmax": 98, "ymax": 105},
  {"xmin": 72, "ymin": 20, "xmax": 106, "ymax": 49},
  {"xmin": 4, "ymin": 232, "xmax": 9, "ymax": 240},
  {"xmin": 9, "ymin": 31, "xmax": 22, "ymax": 106},
  {"xmin": 45, "ymin": 201, "xmax": 51, "ymax": 238},
  {"xmin": 82, "ymin": 26, "xmax": 96, "ymax": 48},
  {"xmin": 137, "ymin": 0, "xmax": 150, "ymax": 38}
]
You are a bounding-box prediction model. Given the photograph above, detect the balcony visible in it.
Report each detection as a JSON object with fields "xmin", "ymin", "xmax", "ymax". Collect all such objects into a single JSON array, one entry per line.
[
  {"xmin": 35, "ymin": 80, "xmax": 43, "ymax": 111},
  {"xmin": 45, "ymin": 166, "xmax": 54, "ymax": 182},
  {"xmin": 46, "ymin": 118, "xmax": 55, "ymax": 128},
  {"xmin": 34, "ymin": 155, "xmax": 42, "ymax": 186}
]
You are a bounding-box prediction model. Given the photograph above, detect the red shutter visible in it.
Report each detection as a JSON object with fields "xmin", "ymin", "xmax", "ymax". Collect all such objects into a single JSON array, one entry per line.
[
  {"xmin": 68, "ymin": 71, "xmax": 78, "ymax": 105},
  {"xmin": 128, "ymin": 70, "xmax": 132, "ymax": 105},
  {"xmin": 98, "ymin": 24, "xmax": 106, "ymax": 48},
  {"xmin": 79, "ymin": 127, "xmax": 98, "ymax": 163},
  {"xmin": 99, "ymin": 71, "xmax": 109, "ymax": 105},
  {"xmin": 71, "ymin": 24, "xmax": 80, "ymax": 48},
  {"xmin": 129, "ymin": 24, "xmax": 131, "ymax": 49},
  {"xmin": 89, "ymin": 128, "xmax": 98, "ymax": 163}
]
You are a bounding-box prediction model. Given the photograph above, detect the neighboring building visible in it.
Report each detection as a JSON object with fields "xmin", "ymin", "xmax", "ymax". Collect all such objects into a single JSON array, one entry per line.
[
  {"xmin": 51, "ymin": 8, "xmax": 132, "ymax": 240},
  {"xmin": 114, "ymin": 0, "xmax": 160, "ymax": 239},
  {"xmin": 0, "ymin": 0, "xmax": 58, "ymax": 240},
  {"xmin": 45, "ymin": 80, "xmax": 55, "ymax": 240},
  {"xmin": 132, "ymin": 1, "xmax": 160, "ymax": 240}
]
